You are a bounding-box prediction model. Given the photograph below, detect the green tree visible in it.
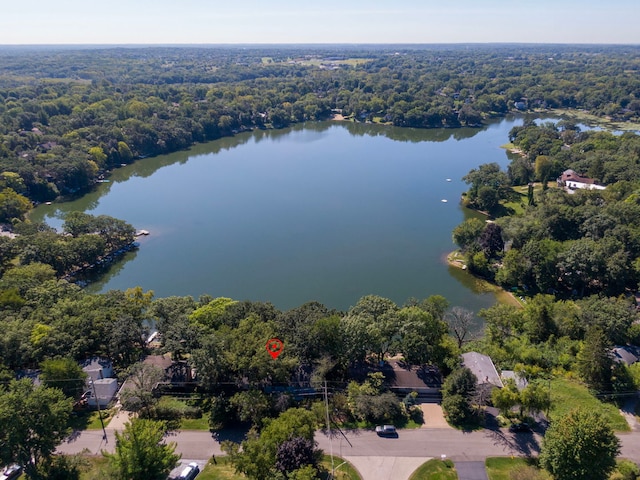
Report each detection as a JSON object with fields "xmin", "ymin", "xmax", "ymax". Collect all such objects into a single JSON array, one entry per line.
[
  {"xmin": 230, "ymin": 390, "xmax": 273, "ymax": 426},
  {"xmin": 0, "ymin": 379, "xmax": 72, "ymax": 478},
  {"xmin": 40, "ymin": 357, "xmax": 88, "ymax": 400},
  {"xmin": 442, "ymin": 367, "xmax": 477, "ymax": 399},
  {"xmin": 534, "ymin": 155, "xmax": 554, "ymax": 188},
  {"xmin": 491, "ymin": 378, "xmax": 520, "ymax": 417},
  {"xmin": 104, "ymin": 418, "xmax": 180, "ymax": 480},
  {"xmin": 452, "ymin": 217, "xmax": 485, "ymax": 251},
  {"xmin": 577, "ymin": 327, "xmax": 613, "ymax": 393},
  {"xmin": 0, "ymin": 187, "xmax": 32, "ymax": 222},
  {"xmin": 120, "ymin": 362, "xmax": 165, "ymax": 417},
  {"xmin": 396, "ymin": 306, "xmax": 447, "ymax": 365},
  {"xmin": 189, "ymin": 296, "xmax": 238, "ymax": 330},
  {"xmin": 223, "ymin": 408, "xmax": 318, "ymax": 480},
  {"xmin": 441, "ymin": 367, "xmax": 477, "ymax": 427},
  {"xmin": 540, "ymin": 408, "xmax": 620, "ymax": 480}
]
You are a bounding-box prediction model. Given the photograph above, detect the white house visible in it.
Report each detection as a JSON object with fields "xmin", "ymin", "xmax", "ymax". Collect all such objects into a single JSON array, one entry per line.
[
  {"xmin": 86, "ymin": 378, "xmax": 118, "ymax": 408},
  {"xmin": 558, "ymin": 169, "xmax": 606, "ymax": 192},
  {"xmin": 81, "ymin": 357, "xmax": 114, "ymax": 382}
]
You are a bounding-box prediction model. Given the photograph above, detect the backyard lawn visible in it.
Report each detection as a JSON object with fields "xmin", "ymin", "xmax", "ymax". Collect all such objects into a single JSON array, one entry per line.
[{"xmin": 549, "ymin": 378, "xmax": 629, "ymax": 431}]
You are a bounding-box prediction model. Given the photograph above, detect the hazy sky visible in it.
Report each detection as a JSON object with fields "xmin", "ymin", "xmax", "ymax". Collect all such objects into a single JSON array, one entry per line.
[{"xmin": 3, "ymin": 0, "xmax": 639, "ymax": 45}]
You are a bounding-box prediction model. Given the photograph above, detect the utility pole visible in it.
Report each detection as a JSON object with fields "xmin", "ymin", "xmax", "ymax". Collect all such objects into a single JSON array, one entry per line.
[
  {"xmin": 90, "ymin": 379, "xmax": 107, "ymax": 442},
  {"xmin": 324, "ymin": 380, "xmax": 334, "ymax": 477}
]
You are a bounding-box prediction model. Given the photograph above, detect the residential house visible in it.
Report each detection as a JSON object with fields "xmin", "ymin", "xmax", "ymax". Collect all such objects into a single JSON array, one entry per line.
[
  {"xmin": 612, "ymin": 346, "xmax": 640, "ymax": 366},
  {"xmin": 557, "ymin": 169, "xmax": 606, "ymax": 192},
  {"xmin": 500, "ymin": 370, "xmax": 528, "ymax": 390},
  {"xmin": 81, "ymin": 357, "xmax": 114, "ymax": 382},
  {"xmin": 461, "ymin": 352, "xmax": 504, "ymax": 388},
  {"xmin": 81, "ymin": 357, "xmax": 117, "ymax": 408},
  {"xmin": 143, "ymin": 354, "xmax": 194, "ymax": 387}
]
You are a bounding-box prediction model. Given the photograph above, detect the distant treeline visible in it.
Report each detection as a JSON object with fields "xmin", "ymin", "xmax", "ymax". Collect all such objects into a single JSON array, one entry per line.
[{"xmin": 0, "ymin": 45, "xmax": 638, "ymax": 204}]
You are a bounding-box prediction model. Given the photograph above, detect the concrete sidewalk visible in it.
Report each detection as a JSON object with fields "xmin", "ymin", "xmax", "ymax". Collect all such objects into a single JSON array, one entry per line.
[
  {"xmin": 104, "ymin": 406, "xmax": 134, "ymax": 430},
  {"xmin": 343, "ymin": 456, "xmax": 429, "ymax": 480}
]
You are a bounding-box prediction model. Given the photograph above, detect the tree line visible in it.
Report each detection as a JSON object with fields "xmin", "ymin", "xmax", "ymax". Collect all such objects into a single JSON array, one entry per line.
[{"xmin": 0, "ymin": 45, "xmax": 638, "ymax": 205}]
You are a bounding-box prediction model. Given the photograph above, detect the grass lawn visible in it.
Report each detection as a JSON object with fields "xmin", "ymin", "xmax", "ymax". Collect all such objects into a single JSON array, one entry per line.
[
  {"xmin": 409, "ymin": 458, "xmax": 457, "ymax": 480},
  {"xmin": 69, "ymin": 408, "xmax": 114, "ymax": 431},
  {"xmin": 197, "ymin": 458, "xmax": 245, "ymax": 480},
  {"xmin": 180, "ymin": 411, "xmax": 211, "ymax": 430},
  {"xmin": 549, "ymin": 378, "xmax": 629, "ymax": 431},
  {"xmin": 194, "ymin": 455, "xmax": 362, "ymax": 480},
  {"xmin": 78, "ymin": 455, "xmax": 110, "ymax": 480},
  {"xmin": 320, "ymin": 455, "xmax": 362, "ymax": 480},
  {"xmin": 156, "ymin": 396, "xmax": 211, "ymax": 430},
  {"xmin": 485, "ymin": 457, "xmax": 551, "ymax": 480}
]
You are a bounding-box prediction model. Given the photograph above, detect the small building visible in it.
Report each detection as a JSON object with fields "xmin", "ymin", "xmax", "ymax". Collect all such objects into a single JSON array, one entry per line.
[
  {"xmin": 81, "ymin": 357, "xmax": 114, "ymax": 382},
  {"xmin": 613, "ymin": 346, "xmax": 640, "ymax": 366},
  {"xmin": 87, "ymin": 378, "xmax": 118, "ymax": 408},
  {"xmin": 501, "ymin": 370, "xmax": 529, "ymax": 390},
  {"xmin": 461, "ymin": 352, "xmax": 503, "ymax": 388},
  {"xmin": 143, "ymin": 354, "xmax": 194, "ymax": 387},
  {"xmin": 557, "ymin": 169, "xmax": 606, "ymax": 191}
]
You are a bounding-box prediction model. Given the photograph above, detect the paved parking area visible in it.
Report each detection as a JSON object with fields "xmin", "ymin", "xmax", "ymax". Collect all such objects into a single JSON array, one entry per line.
[{"xmin": 455, "ymin": 461, "xmax": 489, "ymax": 480}]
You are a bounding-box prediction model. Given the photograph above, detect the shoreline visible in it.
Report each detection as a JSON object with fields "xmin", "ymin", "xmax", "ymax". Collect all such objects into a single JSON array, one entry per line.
[{"xmin": 446, "ymin": 250, "xmax": 522, "ymax": 308}]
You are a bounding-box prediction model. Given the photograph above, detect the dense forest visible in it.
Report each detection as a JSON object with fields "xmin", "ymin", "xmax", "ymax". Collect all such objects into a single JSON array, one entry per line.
[
  {"xmin": 0, "ymin": 45, "xmax": 639, "ymax": 206},
  {"xmin": 455, "ymin": 122, "xmax": 640, "ymax": 298},
  {"xmin": 2, "ymin": 45, "xmax": 640, "ymax": 479}
]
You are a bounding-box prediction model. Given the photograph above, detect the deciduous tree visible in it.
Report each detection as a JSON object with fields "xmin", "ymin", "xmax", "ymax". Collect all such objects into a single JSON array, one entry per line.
[
  {"xmin": 0, "ymin": 379, "xmax": 72, "ymax": 478},
  {"xmin": 104, "ymin": 418, "xmax": 180, "ymax": 480},
  {"xmin": 540, "ymin": 408, "xmax": 619, "ymax": 480}
]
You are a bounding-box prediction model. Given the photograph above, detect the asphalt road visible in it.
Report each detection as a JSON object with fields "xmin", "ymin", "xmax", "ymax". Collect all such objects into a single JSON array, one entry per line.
[
  {"xmin": 315, "ymin": 428, "xmax": 542, "ymax": 462},
  {"xmin": 57, "ymin": 425, "xmax": 640, "ymax": 464}
]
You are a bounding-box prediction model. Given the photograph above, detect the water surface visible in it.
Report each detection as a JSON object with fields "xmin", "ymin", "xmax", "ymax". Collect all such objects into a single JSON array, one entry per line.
[{"xmin": 32, "ymin": 119, "xmax": 524, "ymax": 313}]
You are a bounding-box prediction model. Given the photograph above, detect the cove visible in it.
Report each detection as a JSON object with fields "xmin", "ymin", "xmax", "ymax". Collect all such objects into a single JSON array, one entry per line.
[{"xmin": 31, "ymin": 118, "xmax": 526, "ymax": 314}]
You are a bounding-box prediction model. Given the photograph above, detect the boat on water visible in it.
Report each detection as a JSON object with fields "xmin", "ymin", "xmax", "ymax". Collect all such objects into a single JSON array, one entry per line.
[{"xmin": 441, "ymin": 199, "xmax": 448, "ymax": 203}]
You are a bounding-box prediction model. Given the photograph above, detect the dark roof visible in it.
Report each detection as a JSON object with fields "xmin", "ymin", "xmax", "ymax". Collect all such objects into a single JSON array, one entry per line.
[{"xmin": 613, "ymin": 346, "xmax": 640, "ymax": 366}]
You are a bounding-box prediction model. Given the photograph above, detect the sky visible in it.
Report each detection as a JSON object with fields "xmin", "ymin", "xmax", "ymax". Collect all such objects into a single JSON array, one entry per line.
[{"xmin": 2, "ymin": 0, "xmax": 639, "ymax": 45}]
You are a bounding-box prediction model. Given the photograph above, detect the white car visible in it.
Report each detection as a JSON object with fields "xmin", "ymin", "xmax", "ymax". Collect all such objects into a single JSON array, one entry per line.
[
  {"xmin": 176, "ymin": 462, "xmax": 200, "ymax": 480},
  {"xmin": 375, "ymin": 425, "xmax": 397, "ymax": 436},
  {"xmin": 0, "ymin": 464, "xmax": 22, "ymax": 480}
]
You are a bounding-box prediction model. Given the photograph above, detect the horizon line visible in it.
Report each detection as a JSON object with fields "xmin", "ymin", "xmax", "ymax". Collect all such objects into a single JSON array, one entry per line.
[{"xmin": 1, "ymin": 42, "xmax": 639, "ymax": 47}]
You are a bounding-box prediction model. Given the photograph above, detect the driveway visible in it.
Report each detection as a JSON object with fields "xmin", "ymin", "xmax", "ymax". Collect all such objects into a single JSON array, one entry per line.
[
  {"xmin": 455, "ymin": 461, "xmax": 489, "ymax": 480},
  {"xmin": 342, "ymin": 456, "xmax": 430, "ymax": 480}
]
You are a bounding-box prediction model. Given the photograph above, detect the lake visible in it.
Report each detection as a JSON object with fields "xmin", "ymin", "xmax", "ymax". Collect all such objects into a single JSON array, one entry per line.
[{"xmin": 31, "ymin": 117, "xmax": 527, "ymax": 314}]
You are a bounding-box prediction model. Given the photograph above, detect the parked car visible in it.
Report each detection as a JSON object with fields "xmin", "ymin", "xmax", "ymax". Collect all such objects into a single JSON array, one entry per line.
[
  {"xmin": 0, "ymin": 464, "xmax": 22, "ymax": 480},
  {"xmin": 375, "ymin": 425, "xmax": 397, "ymax": 437},
  {"xmin": 509, "ymin": 422, "xmax": 531, "ymax": 433},
  {"xmin": 176, "ymin": 462, "xmax": 200, "ymax": 480}
]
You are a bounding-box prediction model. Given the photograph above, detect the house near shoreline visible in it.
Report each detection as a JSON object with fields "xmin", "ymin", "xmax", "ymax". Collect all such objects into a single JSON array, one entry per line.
[
  {"xmin": 612, "ymin": 346, "xmax": 640, "ymax": 366},
  {"xmin": 80, "ymin": 357, "xmax": 117, "ymax": 408},
  {"xmin": 461, "ymin": 352, "xmax": 504, "ymax": 388},
  {"xmin": 557, "ymin": 169, "xmax": 606, "ymax": 192}
]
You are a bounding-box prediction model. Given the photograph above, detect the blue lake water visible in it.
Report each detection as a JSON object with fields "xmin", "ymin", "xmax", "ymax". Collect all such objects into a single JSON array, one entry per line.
[{"xmin": 32, "ymin": 118, "xmax": 527, "ymax": 314}]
